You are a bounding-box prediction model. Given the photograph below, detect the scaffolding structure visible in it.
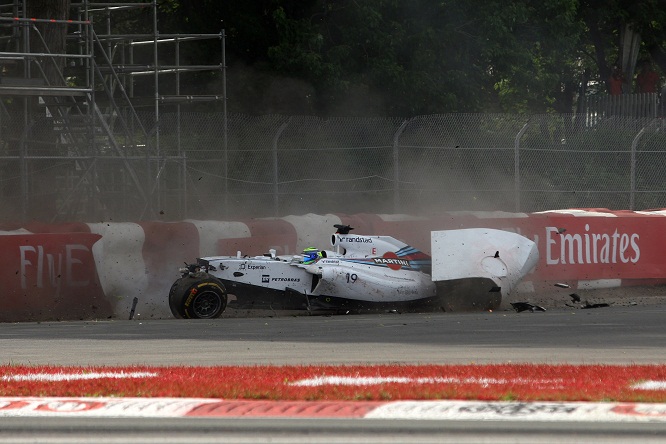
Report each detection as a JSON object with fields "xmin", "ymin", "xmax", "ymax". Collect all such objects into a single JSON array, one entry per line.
[{"xmin": 0, "ymin": 0, "xmax": 226, "ymax": 222}]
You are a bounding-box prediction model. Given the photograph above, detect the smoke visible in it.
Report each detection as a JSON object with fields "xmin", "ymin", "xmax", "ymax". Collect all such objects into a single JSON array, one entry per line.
[{"xmin": 222, "ymin": 62, "xmax": 317, "ymax": 115}]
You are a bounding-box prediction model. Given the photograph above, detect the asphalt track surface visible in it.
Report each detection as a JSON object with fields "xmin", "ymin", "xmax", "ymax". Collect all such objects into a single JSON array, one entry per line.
[
  {"xmin": 2, "ymin": 304, "xmax": 666, "ymax": 366},
  {"xmin": 2, "ymin": 304, "xmax": 666, "ymax": 442}
]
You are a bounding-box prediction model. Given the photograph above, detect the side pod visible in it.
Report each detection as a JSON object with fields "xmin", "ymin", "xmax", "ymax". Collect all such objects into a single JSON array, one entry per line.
[{"xmin": 430, "ymin": 228, "xmax": 539, "ymax": 311}]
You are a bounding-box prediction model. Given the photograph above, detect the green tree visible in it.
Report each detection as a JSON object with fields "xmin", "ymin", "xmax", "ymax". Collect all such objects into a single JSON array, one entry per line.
[
  {"xmin": 580, "ymin": 0, "xmax": 666, "ymax": 93},
  {"xmin": 145, "ymin": 0, "xmax": 666, "ymax": 116},
  {"xmin": 470, "ymin": 0, "xmax": 585, "ymax": 113}
]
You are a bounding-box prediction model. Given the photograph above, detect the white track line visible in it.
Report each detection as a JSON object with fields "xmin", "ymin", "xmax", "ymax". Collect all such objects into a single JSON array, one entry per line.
[
  {"xmin": 291, "ymin": 376, "xmax": 564, "ymax": 387},
  {"xmin": 1, "ymin": 372, "xmax": 157, "ymax": 382}
]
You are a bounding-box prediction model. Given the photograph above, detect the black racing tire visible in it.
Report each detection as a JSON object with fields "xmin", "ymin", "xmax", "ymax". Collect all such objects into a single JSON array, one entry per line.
[
  {"xmin": 168, "ymin": 279, "xmax": 186, "ymax": 319},
  {"xmin": 168, "ymin": 275, "xmax": 227, "ymax": 319}
]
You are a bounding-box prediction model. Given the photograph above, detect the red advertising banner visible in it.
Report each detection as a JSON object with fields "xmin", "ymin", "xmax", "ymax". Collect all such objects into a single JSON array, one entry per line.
[
  {"xmin": 0, "ymin": 233, "xmax": 111, "ymax": 322},
  {"xmin": 504, "ymin": 215, "xmax": 663, "ymax": 282}
]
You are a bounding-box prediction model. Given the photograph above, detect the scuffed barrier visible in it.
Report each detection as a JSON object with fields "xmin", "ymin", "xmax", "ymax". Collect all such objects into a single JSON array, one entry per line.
[
  {"xmin": 138, "ymin": 222, "xmax": 200, "ymax": 318},
  {"xmin": 0, "ymin": 231, "xmax": 111, "ymax": 322},
  {"xmin": 88, "ymin": 223, "xmax": 151, "ymax": 318},
  {"xmin": 215, "ymin": 218, "xmax": 292, "ymax": 257},
  {"xmin": 2, "ymin": 209, "xmax": 666, "ymax": 321}
]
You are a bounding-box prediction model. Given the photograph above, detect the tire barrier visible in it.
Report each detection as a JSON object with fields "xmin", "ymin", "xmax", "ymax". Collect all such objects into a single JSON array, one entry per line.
[{"xmin": 1, "ymin": 208, "xmax": 665, "ymax": 321}]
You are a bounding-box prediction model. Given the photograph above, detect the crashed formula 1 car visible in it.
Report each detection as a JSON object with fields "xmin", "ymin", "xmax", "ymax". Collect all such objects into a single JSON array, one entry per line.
[{"xmin": 168, "ymin": 224, "xmax": 539, "ymax": 319}]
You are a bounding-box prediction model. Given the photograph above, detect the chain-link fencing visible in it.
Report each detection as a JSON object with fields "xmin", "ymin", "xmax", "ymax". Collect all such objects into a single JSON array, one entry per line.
[{"xmin": 1, "ymin": 112, "xmax": 666, "ymax": 223}]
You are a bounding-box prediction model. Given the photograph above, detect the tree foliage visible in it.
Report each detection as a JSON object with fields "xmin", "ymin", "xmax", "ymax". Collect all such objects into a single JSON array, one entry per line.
[{"xmin": 119, "ymin": 1, "xmax": 666, "ymax": 116}]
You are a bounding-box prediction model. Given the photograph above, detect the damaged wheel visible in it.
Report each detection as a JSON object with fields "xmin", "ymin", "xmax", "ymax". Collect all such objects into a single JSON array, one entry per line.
[{"xmin": 169, "ymin": 276, "xmax": 227, "ymax": 319}]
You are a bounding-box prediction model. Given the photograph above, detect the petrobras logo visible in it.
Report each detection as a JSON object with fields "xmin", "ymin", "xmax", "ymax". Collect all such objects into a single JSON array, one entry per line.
[
  {"xmin": 545, "ymin": 224, "xmax": 640, "ymax": 265},
  {"xmin": 271, "ymin": 277, "xmax": 301, "ymax": 282}
]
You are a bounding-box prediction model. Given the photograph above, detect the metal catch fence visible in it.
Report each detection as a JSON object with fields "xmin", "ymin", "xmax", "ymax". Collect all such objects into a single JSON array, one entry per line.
[{"xmin": 2, "ymin": 112, "xmax": 666, "ymax": 223}]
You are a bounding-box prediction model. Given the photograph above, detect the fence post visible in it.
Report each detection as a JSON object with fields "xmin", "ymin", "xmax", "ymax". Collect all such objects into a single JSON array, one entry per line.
[
  {"xmin": 392, "ymin": 119, "xmax": 410, "ymax": 213},
  {"xmin": 630, "ymin": 124, "xmax": 647, "ymax": 210},
  {"xmin": 514, "ymin": 121, "xmax": 529, "ymax": 212},
  {"xmin": 221, "ymin": 29, "xmax": 228, "ymax": 219},
  {"xmin": 272, "ymin": 118, "xmax": 291, "ymax": 217},
  {"xmin": 19, "ymin": 125, "xmax": 28, "ymax": 223},
  {"xmin": 182, "ymin": 152, "xmax": 188, "ymax": 218}
]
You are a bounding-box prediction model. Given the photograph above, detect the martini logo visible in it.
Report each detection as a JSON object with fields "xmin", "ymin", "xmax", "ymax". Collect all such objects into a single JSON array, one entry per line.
[{"xmin": 374, "ymin": 252, "xmax": 410, "ymax": 270}]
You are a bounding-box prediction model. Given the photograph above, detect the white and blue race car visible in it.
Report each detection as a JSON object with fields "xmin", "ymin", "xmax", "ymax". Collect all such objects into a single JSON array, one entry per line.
[{"xmin": 168, "ymin": 224, "xmax": 538, "ymax": 319}]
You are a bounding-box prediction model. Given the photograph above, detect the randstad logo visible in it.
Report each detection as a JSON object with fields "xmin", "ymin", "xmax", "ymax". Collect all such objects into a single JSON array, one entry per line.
[{"xmin": 338, "ymin": 236, "xmax": 372, "ymax": 243}]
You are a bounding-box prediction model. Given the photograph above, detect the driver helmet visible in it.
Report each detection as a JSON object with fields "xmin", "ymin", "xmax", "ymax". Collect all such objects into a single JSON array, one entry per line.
[{"xmin": 302, "ymin": 247, "xmax": 321, "ymax": 264}]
